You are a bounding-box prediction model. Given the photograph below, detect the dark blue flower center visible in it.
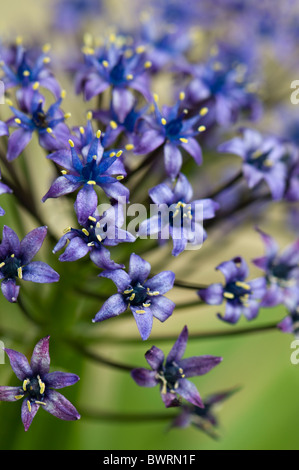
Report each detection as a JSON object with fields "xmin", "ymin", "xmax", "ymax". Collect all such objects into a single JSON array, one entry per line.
[
  {"xmin": 165, "ymin": 118, "xmax": 183, "ymax": 139},
  {"xmin": 124, "ymin": 282, "xmax": 149, "ymax": 306},
  {"xmin": 224, "ymin": 280, "xmax": 251, "ymax": 304},
  {"xmin": 270, "ymin": 263, "xmax": 296, "ymax": 281},
  {"xmin": 109, "ymin": 60, "xmax": 126, "ymax": 86},
  {"xmin": 247, "ymin": 148, "xmax": 273, "ymax": 170},
  {"xmin": 158, "ymin": 362, "xmax": 185, "ymax": 392},
  {"xmin": 32, "ymin": 110, "xmax": 49, "ymax": 130},
  {"xmin": 24, "ymin": 376, "xmax": 46, "ymax": 403},
  {"xmin": 0, "ymin": 255, "xmax": 21, "ymax": 279}
]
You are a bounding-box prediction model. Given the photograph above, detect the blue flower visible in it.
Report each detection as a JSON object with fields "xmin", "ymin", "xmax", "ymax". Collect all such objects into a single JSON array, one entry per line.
[
  {"xmin": 131, "ymin": 325, "xmax": 222, "ymax": 407},
  {"xmin": 133, "ymin": 93, "xmax": 207, "ymax": 179},
  {"xmin": 198, "ymin": 256, "xmax": 267, "ymax": 324},
  {"xmin": 92, "ymin": 253, "xmax": 175, "ymax": 340},
  {"xmin": 139, "ymin": 173, "xmax": 219, "ymax": 256},
  {"xmin": 42, "ymin": 129, "xmax": 130, "ymax": 215},
  {"xmin": 0, "ymin": 336, "xmax": 80, "ymax": 431},
  {"xmin": 0, "ymin": 225, "xmax": 60, "ymax": 303}
]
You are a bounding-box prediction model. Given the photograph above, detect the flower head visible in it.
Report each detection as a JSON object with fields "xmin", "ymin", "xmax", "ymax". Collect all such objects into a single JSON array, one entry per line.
[
  {"xmin": 0, "ymin": 225, "xmax": 59, "ymax": 303},
  {"xmin": 218, "ymin": 128, "xmax": 288, "ymax": 200},
  {"xmin": 6, "ymin": 88, "xmax": 71, "ymax": 160},
  {"xmin": 198, "ymin": 256, "xmax": 267, "ymax": 324},
  {"xmin": 42, "ymin": 129, "xmax": 129, "ymax": 213},
  {"xmin": 133, "ymin": 93, "xmax": 206, "ymax": 179},
  {"xmin": 92, "ymin": 253, "xmax": 175, "ymax": 340},
  {"xmin": 252, "ymin": 228, "xmax": 299, "ymax": 310},
  {"xmin": 139, "ymin": 173, "xmax": 219, "ymax": 256},
  {"xmin": 0, "ymin": 336, "xmax": 80, "ymax": 431},
  {"xmin": 131, "ymin": 325, "xmax": 222, "ymax": 407},
  {"xmin": 53, "ymin": 204, "xmax": 135, "ymax": 270}
]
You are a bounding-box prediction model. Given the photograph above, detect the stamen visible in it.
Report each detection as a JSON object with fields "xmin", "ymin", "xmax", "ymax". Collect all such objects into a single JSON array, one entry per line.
[
  {"xmin": 68, "ymin": 139, "xmax": 75, "ymax": 148},
  {"xmin": 23, "ymin": 379, "xmax": 30, "ymax": 392},
  {"xmin": 82, "ymin": 229, "xmax": 89, "ymax": 236},
  {"xmin": 144, "ymin": 61, "xmax": 152, "ymax": 69},
  {"xmin": 17, "ymin": 267, "xmax": 23, "ymax": 279},
  {"xmin": 198, "ymin": 125, "xmax": 206, "ymax": 132},
  {"xmin": 161, "ymin": 118, "xmax": 167, "ymax": 125},
  {"xmin": 235, "ymin": 281, "xmax": 251, "ymax": 290},
  {"xmin": 179, "ymin": 91, "xmax": 185, "ymax": 101},
  {"xmin": 125, "ymin": 144, "xmax": 134, "ymax": 151},
  {"xmin": 27, "ymin": 400, "xmax": 32, "ymax": 412},
  {"xmin": 180, "ymin": 137, "xmax": 188, "ymax": 143},
  {"xmin": 223, "ymin": 292, "xmax": 234, "ymax": 299},
  {"xmin": 110, "ymin": 121, "xmax": 118, "ymax": 130},
  {"xmin": 87, "ymin": 180, "xmax": 96, "ymax": 185},
  {"xmin": 88, "ymin": 216, "xmax": 97, "ymax": 222},
  {"xmin": 136, "ymin": 310, "xmax": 146, "ymax": 314}
]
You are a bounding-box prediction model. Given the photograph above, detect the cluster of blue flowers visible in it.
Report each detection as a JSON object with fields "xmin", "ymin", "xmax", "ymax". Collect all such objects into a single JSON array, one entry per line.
[{"xmin": 0, "ymin": 0, "xmax": 298, "ymax": 438}]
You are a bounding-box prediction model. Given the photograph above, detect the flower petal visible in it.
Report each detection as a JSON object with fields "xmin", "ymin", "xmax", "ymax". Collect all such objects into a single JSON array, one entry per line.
[
  {"xmin": 30, "ymin": 336, "xmax": 51, "ymax": 376},
  {"xmin": 43, "ymin": 371, "xmax": 80, "ymax": 389},
  {"xmin": 20, "ymin": 226, "xmax": 47, "ymax": 265},
  {"xmin": 178, "ymin": 355, "xmax": 222, "ymax": 378},
  {"xmin": 92, "ymin": 293, "xmax": 127, "ymax": 322},
  {"xmin": 21, "ymin": 398, "xmax": 40, "ymax": 431},
  {"xmin": 22, "ymin": 261, "xmax": 60, "ymax": 283},
  {"xmin": 0, "ymin": 386, "xmax": 23, "ymax": 401},
  {"xmin": 166, "ymin": 325, "xmax": 188, "ymax": 363},
  {"xmin": 144, "ymin": 271, "xmax": 175, "ymax": 295},
  {"xmin": 1, "ymin": 279, "xmax": 20, "ymax": 303},
  {"xmin": 7, "ymin": 128, "xmax": 33, "ymax": 161},
  {"xmin": 131, "ymin": 307, "xmax": 153, "ymax": 341},
  {"xmin": 176, "ymin": 379, "xmax": 204, "ymax": 408},
  {"xmin": 145, "ymin": 346, "xmax": 165, "ymax": 370},
  {"xmin": 131, "ymin": 368, "xmax": 158, "ymax": 387},
  {"xmin": 129, "ymin": 253, "xmax": 151, "ymax": 285},
  {"xmin": 4, "ymin": 348, "xmax": 32, "ymax": 380},
  {"xmin": 43, "ymin": 389, "xmax": 80, "ymax": 421}
]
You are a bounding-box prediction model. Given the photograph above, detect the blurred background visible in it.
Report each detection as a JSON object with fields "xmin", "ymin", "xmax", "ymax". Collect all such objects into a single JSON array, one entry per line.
[{"xmin": 0, "ymin": 0, "xmax": 299, "ymax": 450}]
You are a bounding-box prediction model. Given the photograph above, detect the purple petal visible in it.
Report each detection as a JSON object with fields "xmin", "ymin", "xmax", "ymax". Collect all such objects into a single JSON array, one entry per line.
[
  {"xmin": 150, "ymin": 296, "xmax": 175, "ymax": 322},
  {"xmin": 277, "ymin": 316, "xmax": 294, "ymax": 334},
  {"xmin": 4, "ymin": 348, "xmax": 32, "ymax": 380},
  {"xmin": 176, "ymin": 379, "xmax": 204, "ymax": 408},
  {"xmin": 0, "ymin": 225, "xmax": 21, "ymax": 257},
  {"xmin": 42, "ymin": 176, "xmax": 81, "ymax": 202},
  {"xmin": 7, "ymin": 128, "xmax": 33, "ymax": 161},
  {"xmin": 20, "ymin": 226, "xmax": 47, "ymax": 265},
  {"xmin": 131, "ymin": 307, "xmax": 153, "ymax": 340},
  {"xmin": 217, "ymin": 302, "xmax": 242, "ymax": 324},
  {"xmin": 198, "ymin": 283, "xmax": 224, "ymax": 305},
  {"xmin": 181, "ymin": 137, "xmax": 203, "ymax": 165},
  {"xmin": 1, "ymin": 279, "xmax": 20, "ymax": 303},
  {"xmin": 149, "ymin": 182, "xmax": 174, "ymax": 205},
  {"xmin": 164, "ymin": 143, "xmax": 182, "ymax": 180},
  {"xmin": 0, "ymin": 121, "xmax": 9, "ymax": 137},
  {"xmin": 129, "ymin": 253, "xmax": 151, "ymax": 285},
  {"xmin": 255, "ymin": 228, "xmax": 279, "ymax": 261},
  {"xmin": 131, "ymin": 368, "xmax": 158, "ymax": 387},
  {"xmin": 74, "ymin": 185, "xmax": 98, "ymax": 226},
  {"xmin": 178, "ymin": 355, "xmax": 222, "ymax": 378},
  {"xmin": 167, "ymin": 325, "xmax": 188, "ymax": 363},
  {"xmin": 84, "ymin": 74, "xmax": 109, "ymax": 100},
  {"xmin": 92, "ymin": 293, "xmax": 127, "ymax": 322},
  {"xmin": 21, "ymin": 399, "xmax": 40, "ymax": 431},
  {"xmin": 43, "ymin": 389, "xmax": 80, "ymax": 421},
  {"xmin": 133, "ymin": 129, "xmax": 164, "ymax": 155},
  {"xmin": 161, "ymin": 391, "xmax": 181, "ymax": 408},
  {"xmin": 144, "ymin": 271, "xmax": 175, "ymax": 295},
  {"xmin": 30, "ymin": 336, "xmax": 51, "ymax": 376},
  {"xmin": 22, "ymin": 261, "xmax": 60, "ymax": 284},
  {"xmin": 59, "ymin": 236, "xmax": 90, "ymax": 262},
  {"xmin": 217, "ymin": 257, "xmax": 248, "ymax": 283},
  {"xmin": 0, "ymin": 386, "xmax": 22, "ymax": 401},
  {"xmin": 100, "ymin": 181, "xmax": 130, "ymax": 203},
  {"xmin": 90, "ymin": 246, "xmax": 123, "ymax": 270},
  {"xmin": 145, "ymin": 346, "xmax": 165, "ymax": 370},
  {"xmin": 99, "ymin": 268, "xmax": 131, "ymax": 292},
  {"xmin": 43, "ymin": 371, "xmax": 80, "ymax": 389},
  {"xmin": 112, "ymin": 88, "xmax": 135, "ymax": 123}
]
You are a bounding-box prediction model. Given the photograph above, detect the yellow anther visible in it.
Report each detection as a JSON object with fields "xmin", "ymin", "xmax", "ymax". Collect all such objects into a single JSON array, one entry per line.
[
  {"xmin": 212, "ymin": 61, "xmax": 223, "ymax": 71},
  {"xmin": 96, "ymin": 130, "xmax": 102, "ymax": 139},
  {"xmin": 82, "ymin": 229, "xmax": 89, "ymax": 236},
  {"xmin": 144, "ymin": 61, "xmax": 152, "ymax": 69},
  {"xmin": 126, "ymin": 74, "xmax": 134, "ymax": 80},
  {"xmin": 161, "ymin": 118, "xmax": 167, "ymax": 125},
  {"xmin": 38, "ymin": 376, "xmax": 45, "ymax": 395},
  {"xmin": 116, "ymin": 175, "xmax": 124, "ymax": 180},
  {"xmin": 129, "ymin": 293, "xmax": 136, "ymax": 301},
  {"xmin": 32, "ymin": 81, "xmax": 40, "ymax": 90},
  {"xmin": 116, "ymin": 150, "xmax": 123, "ymax": 157},
  {"xmin": 17, "ymin": 267, "xmax": 23, "ymax": 279},
  {"xmin": 153, "ymin": 93, "xmax": 159, "ymax": 103},
  {"xmin": 79, "ymin": 126, "xmax": 85, "ymax": 135},
  {"xmin": 109, "ymin": 152, "xmax": 116, "ymax": 157},
  {"xmin": 264, "ymin": 160, "xmax": 273, "ymax": 167},
  {"xmin": 110, "ymin": 120, "xmax": 118, "ymax": 130},
  {"xmin": 136, "ymin": 45, "xmax": 146, "ymax": 54},
  {"xmin": 198, "ymin": 125, "xmax": 206, "ymax": 132},
  {"xmin": 14, "ymin": 395, "xmax": 24, "ymax": 400},
  {"xmin": 223, "ymin": 292, "xmax": 234, "ymax": 299},
  {"xmin": 46, "ymin": 127, "xmax": 53, "ymax": 134},
  {"xmin": 88, "ymin": 216, "xmax": 97, "ymax": 222},
  {"xmin": 96, "ymin": 234, "xmax": 102, "ymax": 243},
  {"xmin": 123, "ymin": 289, "xmax": 133, "ymax": 295},
  {"xmin": 42, "ymin": 43, "xmax": 51, "ymax": 53},
  {"xmin": 92, "ymin": 155, "xmax": 97, "ymax": 160},
  {"xmin": 87, "ymin": 180, "xmax": 96, "ymax": 185},
  {"xmin": 14, "ymin": 118, "xmax": 21, "ymax": 124},
  {"xmin": 23, "ymin": 379, "xmax": 30, "ymax": 392},
  {"xmin": 82, "ymin": 46, "xmax": 95, "ymax": 55},
  {"xmin": 61, "ymin": 170, "xmax": 68, "ymax": 175},
  {"xmin": 23, "ymin": 70, "xmax": 30, "ymax": 77},
  {"xmin": 64, "ymin": 112, "xmax": 72, "ymax": 119},
  {"xmin": 5, "ymin": 98, "xmax": 13, "ymax": 106},
  {"xmin": 68, "ymin": 139, "xmax": 75, "ymax": 148},
  {"xmin": 11, "ymin": 254, "xmax": 15, "ymax": 258},
  {"xmin": 179, "ymin": 91, "xmax": 185, "ymax": 101},
  {"xmin": 63, "ymin": 227, "xmax": 72, "ymax": 234},
  {"xmin": 0, "ymin": 262, "xmax": 5, "ymax": 268},
  {"xmin": 125, "ymin": 143, "xmax": 134, "ymax": 151},
  {"xmin": 27, "ymin": 400, "xmax": 32, "ymax": 413},
  {"xmin": 43, "ymin": 57, "xmax": 51, "ymax": 64},
  {"xmin": 235, "ymin": 281, "xmax": 251, "ymax": 290},
  {"xmin": 180, "ymin": 137, "xmax": 188, "ymax": 143},
  {"xmin": 16, "ymin": 36, "xmax": 23, "ymax": 46},
  {"xmin": 200, "ymin": 107, "xmax": 209, "ymax": 116},
  {"xmin": 60, "ymin": 89, "xmax": 66, "ymax": 99},
  {"xmin": 102, "ymin": 60, "xmax": 109, "ymax": 68},
  {"xmin": 86, "ymin": 111, "xmax": 93, "ymax": 120},
  {"xmin": 136, "ymin": 310, "xmax": 146, "ymax": 314},
  {"xmin": 143, "ymin": 303, "xmax": 151, "ymax": 308}
]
